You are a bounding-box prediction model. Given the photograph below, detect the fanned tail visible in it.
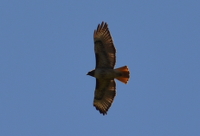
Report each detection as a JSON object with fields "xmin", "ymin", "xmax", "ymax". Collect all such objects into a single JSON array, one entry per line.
[{"xmin": 115, "ymin": 66, "xmax": 130, "ymax": 84}]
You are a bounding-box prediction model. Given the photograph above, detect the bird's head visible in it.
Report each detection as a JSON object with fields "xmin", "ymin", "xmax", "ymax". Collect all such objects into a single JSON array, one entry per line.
[{"xmin": 87, "ymin": 70, "xmax": 95, "ymax": 77}]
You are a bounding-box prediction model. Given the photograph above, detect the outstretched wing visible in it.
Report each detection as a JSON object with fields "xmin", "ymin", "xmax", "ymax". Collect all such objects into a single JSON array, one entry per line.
[
  {"xmin": 93, "ymin": 79, "xmax": 116, "ymax": 115},
  {"xmin": 94, "ymin": 22, "xmax": 116, "ymax": 69}
]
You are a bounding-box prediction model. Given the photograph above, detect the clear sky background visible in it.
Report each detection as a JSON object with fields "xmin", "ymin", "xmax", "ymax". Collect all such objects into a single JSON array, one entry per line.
[{"xmin": 1, "ymin": 1, "xmax": 200, "ymax": 136}]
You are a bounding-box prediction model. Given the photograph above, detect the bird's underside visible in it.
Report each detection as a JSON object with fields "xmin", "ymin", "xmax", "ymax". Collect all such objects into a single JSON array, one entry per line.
[{"xmin": 87, "ymin": 22, "xmax": 130, "ymax": 115}]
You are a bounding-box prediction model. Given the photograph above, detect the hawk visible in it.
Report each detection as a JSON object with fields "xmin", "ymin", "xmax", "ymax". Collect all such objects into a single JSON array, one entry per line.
[{"xmin": 87, "ymin": 22, "xmax": 130, "ymax": 115}]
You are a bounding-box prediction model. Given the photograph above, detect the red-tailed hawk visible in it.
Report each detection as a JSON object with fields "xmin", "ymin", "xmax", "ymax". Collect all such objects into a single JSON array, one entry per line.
[{"xmin": 87, "ymin": 22, "xmax": 130, "ymax": 115}]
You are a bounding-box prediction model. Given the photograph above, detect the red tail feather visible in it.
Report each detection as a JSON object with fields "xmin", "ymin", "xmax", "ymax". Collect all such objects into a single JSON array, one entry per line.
[{"xmin": 115, "ymin": 66, "xmax": 130, "ymax": 84}]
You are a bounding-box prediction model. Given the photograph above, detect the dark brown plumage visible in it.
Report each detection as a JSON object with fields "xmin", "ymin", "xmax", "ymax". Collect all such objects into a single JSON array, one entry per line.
[{"xmin": 87, "ymin": 22, "xmax": 130, "ymax": 115}]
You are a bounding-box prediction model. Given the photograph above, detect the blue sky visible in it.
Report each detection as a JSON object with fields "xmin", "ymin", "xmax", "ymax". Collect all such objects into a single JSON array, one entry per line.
[{"xmin": 1, "ymin": 1, "xmax": 200, "ymax": 136}]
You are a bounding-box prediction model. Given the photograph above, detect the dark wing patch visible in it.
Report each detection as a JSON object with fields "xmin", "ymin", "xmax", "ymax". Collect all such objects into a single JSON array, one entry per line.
[
  {"xmin": 93, "ymin": 79, "xmax": 116, "ymax": 115},
  {"xmin": 94, "ymin": 22, "xmax": 116, "ymax": 68}
]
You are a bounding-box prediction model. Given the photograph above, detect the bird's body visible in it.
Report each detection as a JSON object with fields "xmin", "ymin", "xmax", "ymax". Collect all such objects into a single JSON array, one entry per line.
[
  {"xmin": 88, "ymin": 68, "xmax": 119, "ymax": 79},
  {"xmin": 87, "ymin": 22, "xmax": 130, "ymax": 115}
]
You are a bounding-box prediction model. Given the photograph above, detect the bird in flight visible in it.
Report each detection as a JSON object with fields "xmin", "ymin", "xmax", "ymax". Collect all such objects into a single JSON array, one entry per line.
[{"xmin": 87, "ymin": 22, "xmax": 130, "ymax": 115}]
